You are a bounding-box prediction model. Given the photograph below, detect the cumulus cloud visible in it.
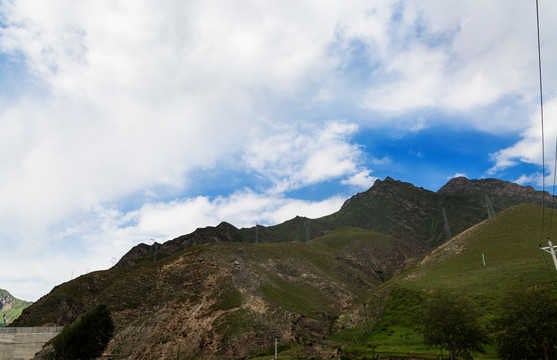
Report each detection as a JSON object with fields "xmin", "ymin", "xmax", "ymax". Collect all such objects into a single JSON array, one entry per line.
[
  {"xmin": 514, "ymin": 173, "xmax": 542, "ymax": 187},
  {"xmin": 243, "ymin": 121, "xmax": 370, "ymax": 193},
  {"xmin": 488, "ymin": 97, "xmax": 557, "ymax": 180},
  {"xmin": 343, "ymin": 1, "xmax": 557, "ymax": 133},
  {"xmin": 1, "ymin": 0, "xmax": 557, "ymax": 301},
  {"xmin": 341, "ymin": 170, "xmax": 378, "ymax": 189},
  {"xmin": 4, "ymin": 190, "xmax": 345, "ymax": 301}
]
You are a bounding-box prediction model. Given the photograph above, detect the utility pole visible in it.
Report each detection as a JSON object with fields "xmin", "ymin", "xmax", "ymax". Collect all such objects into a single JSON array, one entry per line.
[
  {"xmin": 540, "ymin": 237, "xmax": 557, "ymax": 271},
  {"xmin": 275, "ymin": 337, "xmax": 278, "ymax": 360},
  {"xmin": 305, "ymin": 221, "xmax": 310, "ymax": 243}
]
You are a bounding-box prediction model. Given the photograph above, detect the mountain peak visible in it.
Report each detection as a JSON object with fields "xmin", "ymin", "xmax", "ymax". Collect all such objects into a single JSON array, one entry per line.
[
  {"xmin": 437, "ymin": 177, "xmax": 550, "ymax": 201},
  {"xmin": 115, "ymin": 221, "xmax": 242, "ymax": 268}
]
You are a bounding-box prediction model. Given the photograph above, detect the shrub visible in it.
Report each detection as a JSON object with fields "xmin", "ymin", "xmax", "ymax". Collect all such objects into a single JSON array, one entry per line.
[{"xmin": 53, "ymin": 304, "xmax": 114, "ymax": 360}]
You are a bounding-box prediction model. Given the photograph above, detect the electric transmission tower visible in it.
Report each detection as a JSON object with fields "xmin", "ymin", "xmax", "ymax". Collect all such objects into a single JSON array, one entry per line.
[
  {"xmin": 149, "ymin": 239, "xmax": 158, "ymax": 261},
  {"xmin": 485, "ymin": 193, "xmax": 495, "ymax": 218},
  {"xmin": 442, "ymin": 207, "xmax": 452, "ymax": 241},
  {"xmin": 540, "ymin": 238, "xmax": 557, "ymax": 271}
]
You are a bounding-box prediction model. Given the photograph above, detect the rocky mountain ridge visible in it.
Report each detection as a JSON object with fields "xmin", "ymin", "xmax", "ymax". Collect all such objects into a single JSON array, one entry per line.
[
  {"xmin": 116, "ymin": 176, "xmax": 551, "ymax": 269},
  {"xmin": 115, "ymin": 222, "xmax": 241, "ymax": 268},
  {"xmin": 245, "ymin": 176, "xmax": 551, "ymax": 251}
]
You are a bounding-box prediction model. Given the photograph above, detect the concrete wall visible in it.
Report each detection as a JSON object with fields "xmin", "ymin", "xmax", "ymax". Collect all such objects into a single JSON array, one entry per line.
[{"xmin": 0, "ymin": 327, "xmax": 62, "ymax": 360}]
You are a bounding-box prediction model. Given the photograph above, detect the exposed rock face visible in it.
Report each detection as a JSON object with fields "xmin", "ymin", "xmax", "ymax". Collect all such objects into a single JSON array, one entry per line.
[
  {"xmin": 16, "ymin": 231, "xmax": 418, "ymax": 359},
  {"xmin": 159, "ymin": 221, "xmax": 242, "ymax": 254},
  {"xmin": 438, "ymin": 176, "xmax": 550, "ymax": 201}
]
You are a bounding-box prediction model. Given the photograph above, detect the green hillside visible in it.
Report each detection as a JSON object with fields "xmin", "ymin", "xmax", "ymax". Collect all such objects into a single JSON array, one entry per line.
[
  {"xmin": 330, "ymin": 204, "xmax": 557, "ymax": 359},
  {"xmin": 0, "ymin": 289, "xmax": 32, "ymax": 326},
  {"xmin": 245, "ymin": 177, "xmax": 551, "ymax": 251},
  {"xmin": 116, "ymin": 177, "xmax": 551, "ymax": 270}
]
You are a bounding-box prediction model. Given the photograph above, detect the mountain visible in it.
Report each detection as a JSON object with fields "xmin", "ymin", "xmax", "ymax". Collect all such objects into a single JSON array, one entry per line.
[
  {"xmin": 281, "ymin": 176, "xmax": 551, "ymax": 249},
  {"xmin": 334, "ymin": 204, "xmax": 557, "ymax": 358},
  {"xmin": 15, "ymin": 229, "xmax": 419, "ymax": 359},
  {"xmin": 117, "ymin": 177, "xmax": 552, "ymax": 267},
  {"xmin": 0, "ymin": 289, "xmax": 32, "ymax": 326},
  {"xmin": 12, "ymin": 177, "xmax": 554, "ymax": 359}
]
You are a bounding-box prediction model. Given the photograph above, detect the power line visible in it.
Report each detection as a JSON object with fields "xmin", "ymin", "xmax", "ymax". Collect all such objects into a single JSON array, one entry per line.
[
  {"xmin": 535, "ymin": 0, "xmax": 546, "ymax": 247},
  {"xmin": 535, "ymin": 0, "xmax": 557, "ymax": 273},
  {"xmin": 548, "ymin": 139, "xmax": 557, "ymax": 238},
  {"xmin": 540, "ymin": 139, "xmax": 557, "ymax": 273}
]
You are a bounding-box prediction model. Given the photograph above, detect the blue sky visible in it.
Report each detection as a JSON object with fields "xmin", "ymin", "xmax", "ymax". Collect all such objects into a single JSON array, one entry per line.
[{"xmin": 1, "ymin": 0, "xmax": 556, "ymax": 301}]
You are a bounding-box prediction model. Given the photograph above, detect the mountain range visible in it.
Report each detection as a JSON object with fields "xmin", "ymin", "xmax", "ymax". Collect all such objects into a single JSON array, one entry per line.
[
  {"xmin": 116, "ymin": 176, "xmax": 550, "ymax": 267},
  {"xmin": 11, "ymin": 176, "xmax": 556, "ymax": 359}
]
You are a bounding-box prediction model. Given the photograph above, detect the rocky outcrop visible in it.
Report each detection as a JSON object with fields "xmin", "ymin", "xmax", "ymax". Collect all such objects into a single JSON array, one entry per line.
[
  {"xmin": 115, "ymin": 222, "xmax": 242, "ymax": 268},
  {"xmin": 438, "ymin": 176, "xmax": 551, "ymax": 201}
]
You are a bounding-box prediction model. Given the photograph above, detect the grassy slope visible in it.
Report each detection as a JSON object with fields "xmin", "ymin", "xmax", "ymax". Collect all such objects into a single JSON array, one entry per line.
[
  {"xmin": 0, "ymin": 289, "xmax": 32, "ymax": 326},
  {"xmin": 331, "ymin": 204, "xmax": 557, "ymax": 359},
  {"xmin": 244, "ymin": 179, "xmax": 551, "ymax": 257}
]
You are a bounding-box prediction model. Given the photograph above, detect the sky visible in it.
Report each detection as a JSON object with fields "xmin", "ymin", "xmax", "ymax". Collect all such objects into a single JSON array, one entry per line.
[{"xmin": 1, "ymin": 0, "xmax": 556, "ymax": 301}]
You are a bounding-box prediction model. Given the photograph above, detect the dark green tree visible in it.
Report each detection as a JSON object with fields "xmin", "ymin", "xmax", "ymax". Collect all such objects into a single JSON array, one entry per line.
[
  {"xmin": 53, "ymin": 303, "xmax": 115, "ymax": 360},
  {"xmin": 494, "ymin": 285, "xmax": 557, "ymax": 360},
  {"xmin": 416, "ymin": 288, "xmax": 488, "ymax": 360}
]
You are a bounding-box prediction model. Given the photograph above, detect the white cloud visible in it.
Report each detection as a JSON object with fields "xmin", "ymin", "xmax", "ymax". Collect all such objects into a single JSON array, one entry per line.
[
  {"xmin": 1, "ymin": 0, "xmax": 557, "ymax": 301},
  {"xmin": 341, "ymin": 170, "xmax": 378, "ymax": 189},
  {"xmin": 243, "ymin": 121, "xmax": 369, "ymax": 193},
  {"xmin": 371, "ymin": 156, "xmax": 393, "ymax": 166},
  {"xmin": 488, "ymin": 97, "xmax": 557, "ymax": 178},
  {"xmin": 340, "ymin": 1, "xmax": 557, "ymax": 133},
  {"xmin": 514, "ymin": 173, "xmax": 542, "ymax": 187},
  {"xmin": 111, "ymin": 190, "xmax": 345, "ymax": 242},
  {"xmin": 2, "ymin": 190, "xmax": 345, "ymax": 301}
]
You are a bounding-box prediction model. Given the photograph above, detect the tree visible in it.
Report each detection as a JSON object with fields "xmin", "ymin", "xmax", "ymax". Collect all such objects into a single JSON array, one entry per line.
[
  {"xmin": 416, "ymin": 288, "xmax": 488, "ymax": 360},
  {"xmin": 53, "ymin": 303, "xmax": 115, "ymax": 360},
  {"xmin": 494, "ymin": 285, "xmax": 557, "ymax": 360}
]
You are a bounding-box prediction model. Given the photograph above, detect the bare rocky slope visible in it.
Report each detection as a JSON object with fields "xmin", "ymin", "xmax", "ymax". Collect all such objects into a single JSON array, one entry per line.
[
  {"xmin": 11, "ymin": 177, "xmax": 553, "ymax": 359},
  {"xmin": 16, "ymin": 229, "xmax": 418, "ymax": 359}
]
